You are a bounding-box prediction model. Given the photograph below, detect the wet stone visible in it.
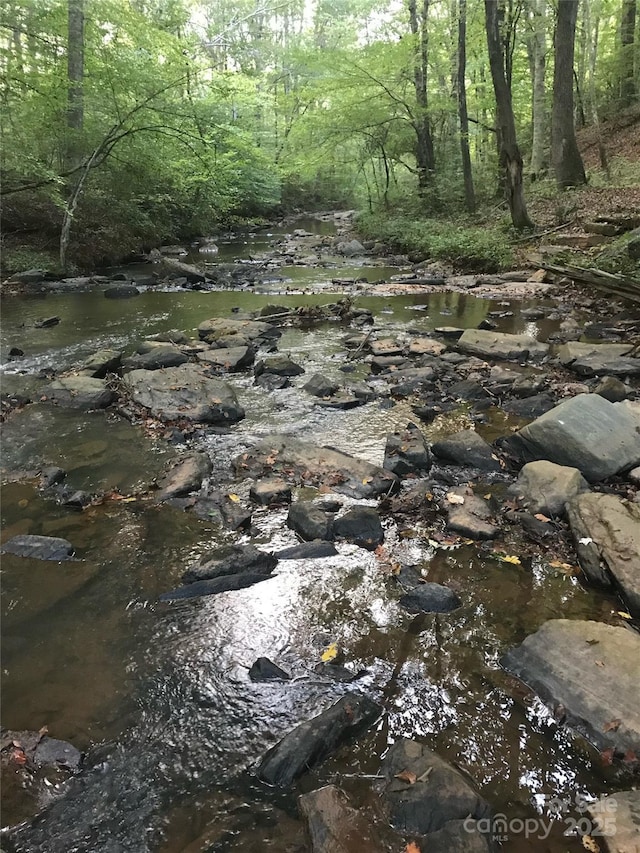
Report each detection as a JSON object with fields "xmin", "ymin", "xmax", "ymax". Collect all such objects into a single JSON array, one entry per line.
[
  {"xmin": 431, "ymin": 429, "xmax": 501, "ymax": 472},
  {"xmin": 287, "ymin": 502, "xmax": 334, "ymax": 541},
  {"xmin": 254, "ymin": 355, "xmax": 304, "ymax": 377},
  {"xmin": 382, "ymin": 739, "xmax": 491, "ymax": 837},
  {"xmin": 249, "ymin": 657, "xmax": 291, "ymax": 682},
  {"xmin": 249, "ymin": 477, "xmax": 292, "ymax": 506},
  {"xmin": 124, "ymin": 346, "xmax": 188, "ymax": 371},
  {"xmin": 509, "ymin": 460, "xmax": 589, "ymax": 518},
  {"xmin": 182, "ymin": 544, "xmax": 277, "ymax": 584},
  {"xmin": 155, "ymin": 453, "xmax": 212, "ymax": 502},
  {"xmin": 41, "ymin": 376, "xmax": 116, "ymax": 410},
  {"xmin": 257, "ymin": 693, "xmax": 382, "ymax": 787},
  {"xmin": 456, "ymin": 329, "xmax": 549, "ymax": 361},
  {"xmin": 104, "ymin": 285, "xmax": 140, "ymax": 299},
  {"xmin": 303, "ymin": 373, "xmax": 340, "ymax": 398},
  {"xmin": 298, "ymin": 785, "xmax": 388, "ymax": 853},
  {"xmin": 1, "ymin": 534, "xmax": 75, "ymax": 561},
  {"xmin": 383, "ymin": 422, "xmax": 431, "ymax": 477},
  {"xmin": 446, "ymin": 488, "xmax": 499, "ymax": 540},
  {"xmin": 332, "ymin": 506, "xmax": 384, "ymax": 550},
  {"xmin": 502, "ymin": 620, "xmax": 640, "ymax": 754},
  {"xmin": 399, "ymin": 582, "xmax": 461, "ymax": 614},
  {"xmin": 196, "ymin": 346, "xmax": 255, "ymax": 371},
  {"xmin": 275, "ymin": 541, "xmax": 338, "ymax": 560}
]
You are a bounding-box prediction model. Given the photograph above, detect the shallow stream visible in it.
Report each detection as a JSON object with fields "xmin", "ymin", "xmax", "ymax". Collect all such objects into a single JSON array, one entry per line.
[{"xmin": 0, "ymin": 225, "xmax": 634, "ymax": 852}]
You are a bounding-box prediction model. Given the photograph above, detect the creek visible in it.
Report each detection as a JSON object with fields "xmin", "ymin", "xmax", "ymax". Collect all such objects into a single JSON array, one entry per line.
[{"xmin": 0, "ymin": 220, "xmax": 632, "ymax": 852}]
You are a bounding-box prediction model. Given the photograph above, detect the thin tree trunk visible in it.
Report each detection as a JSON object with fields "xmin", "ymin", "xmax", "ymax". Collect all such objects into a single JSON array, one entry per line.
[
  {"xmin": 526, "ymin": 0, "xmax": 547, "ymax": 180},
  {"xmin": 457, "ymin": 0, "xmax": 475, "ymax": 211},
  {"xmin": 620, "ymin": 0, "xmax": 637, "ymax": 105},
  {"xmin": 408, "ymin": 0, "xmax": 436, "ymax": 191},
  {"xmin": 586, "ymin": 7, "xmax": 610, "ymax": 178},
  {"xmin": 67, "ymin": 0, "xmax": 84, "ymax": 168},
  {"xmin": 484, "ymin": 0, "xmax": 534, "ymax": 229},
  {"xmin": 551, "ymin": 0, "xmax": 587, "ymax": 187}
]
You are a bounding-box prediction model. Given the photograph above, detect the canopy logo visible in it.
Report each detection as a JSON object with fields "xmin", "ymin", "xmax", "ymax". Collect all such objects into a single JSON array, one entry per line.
[{"xmin": 463, "ymin": 794, "xmax": 617, "ymax": 842}]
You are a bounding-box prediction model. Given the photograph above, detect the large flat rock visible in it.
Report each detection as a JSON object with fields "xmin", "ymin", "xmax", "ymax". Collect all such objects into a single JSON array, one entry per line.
[
  {"xmin": 124, "ymin": 364, "xmax": 245, "ymax": 424},
  {"xmin": 233, "ymin": 436, "xmax": 398, "ymax": 498},
  {"xmin": 506, "ymin": 394, "xmax": 640, "ymax": 482},
  {"xmin": 456, "ymin": 329, "xmax": 549, "ymax": 361},
  {"xmin": 566, "ymin": 493, "xmax": 640, "ymax": 615},
  {"xmin": 41, "ymin": 376, "xmax": 115, "ymax": 410},
  {"xmin": 197, "ymin": 317, "xmax": 279, "ymax": 344},
  {"xmin": 502, "ymin": 620, "xmax": 640, "ymax": 753},
  {"xmin": 558, "ymin": 342, "xmax": 640, "ymax": 377}
]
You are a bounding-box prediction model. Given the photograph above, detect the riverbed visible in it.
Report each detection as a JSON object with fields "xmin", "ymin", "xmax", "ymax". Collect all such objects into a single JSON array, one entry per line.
[{"xmin": 1, "ymin": 221, "xmax": 636, "ymax": 852}]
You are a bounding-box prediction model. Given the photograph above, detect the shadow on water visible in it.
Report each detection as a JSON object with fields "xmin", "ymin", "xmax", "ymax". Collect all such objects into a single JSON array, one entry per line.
[{"xmin": 0, "ymin": 235, "xmax": 633, "ymax": 852}]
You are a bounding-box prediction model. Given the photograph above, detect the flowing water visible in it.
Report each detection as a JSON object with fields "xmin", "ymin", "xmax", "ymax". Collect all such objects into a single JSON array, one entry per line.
[{"xmin": 0, "ymin": 226, "xmax": 633, "ymax": 852}]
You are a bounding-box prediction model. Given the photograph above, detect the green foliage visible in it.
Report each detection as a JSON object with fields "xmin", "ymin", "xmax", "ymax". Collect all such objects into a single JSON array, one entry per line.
[{"xmin": 356, "ymin": 210, "xmax": 514, "ymax": 272}]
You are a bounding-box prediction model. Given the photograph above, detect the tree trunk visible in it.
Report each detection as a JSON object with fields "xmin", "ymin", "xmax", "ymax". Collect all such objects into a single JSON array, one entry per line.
[
  {"xmin": 67, "ymin": 0, "xmax": 84, "ymax": 168},
  {"xmin": 408, "ymin": 0, "xmax": 436, "ymax": 190},
  {"xmin": 551, "ymin": 0, "xmax": 587, "ymax": 188},
  {"xmin": 620, "ymin": 0, "xmax": 637, "ymax": 105},
  {"xmin": 484, "ymin": 0, "xmax": 534, "ymax": 229},
  {"xmin": 457, "ymin": 0, "xmax": 475, "ymax": 211},
  {"xmin": 526, "ymin": 0, "xmax": 547, "ymax": 180}
]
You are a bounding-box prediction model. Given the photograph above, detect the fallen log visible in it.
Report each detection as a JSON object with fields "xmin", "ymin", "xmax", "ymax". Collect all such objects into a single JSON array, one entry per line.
[{"xmin": 541, "ymin": 263, "xmax": 640, "ymax": 303}]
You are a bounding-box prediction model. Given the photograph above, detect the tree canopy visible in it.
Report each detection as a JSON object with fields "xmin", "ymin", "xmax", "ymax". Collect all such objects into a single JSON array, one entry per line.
[{"xmin": 1, "ymin": 0, "xmax": 637, "ymax": 266}]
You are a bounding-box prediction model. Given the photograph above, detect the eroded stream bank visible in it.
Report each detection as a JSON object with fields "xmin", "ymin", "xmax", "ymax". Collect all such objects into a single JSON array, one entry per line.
[{"xmin": 1, "ymin": 217, "xmax": 639, "ymax": 853}]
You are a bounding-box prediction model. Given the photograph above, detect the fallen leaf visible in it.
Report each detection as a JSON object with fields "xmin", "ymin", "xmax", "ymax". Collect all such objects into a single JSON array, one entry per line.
[
  {"xmin": 586, "ymin": 638, "xmax": 600, "ymax": 646},
  {"xmin": 578, "ymin": 536, "xmax": 594, "ymax": 545},
  {"xmin": 617, "ymin": 611, "xmax": 632, "ymax": 620},
  {"xmin": 582, "ymin": 835, "xmax": 600, "ymax": 853},
  {"xmin": 534, "ymin": 513, "xmax": 551, "ymax": 523},
  {"xmin": 603, "ymin": 719, "xmax": 621, "ymax": 733},
  {"xmin": 406, "ymin": 842, "xmax": 421, "ymax": 853},
  {"xmin": 395, "ymin": 769, "xmax": 418, "ymax": 784},
  {"xmin": 595, "ymin": 660, "xmax": 605, "ymax": 668},
  {"xmin": 446, "ymin": 493, "xmax": 465, "ymax": 504},
  {"xmin": 362, "ymin": 476, "xmax": 373, "ymax": 485},
  {"xmin": 497, "ymin": 554, "xmax": 522, "ymax": 565},
  {"xmin": 483, "ymin": 493, "xmax": 491, "ymax": 499},
  {"xmin": 600, "ymin": 747, "xmax": 615, "ymax": 765},
  {"xmin": 227, "ymin": 493, "xmax": 240, "ymax": 502},
  {"xmin": 623, "ymin": 749, "xmax": 637, "ymax": 764},
  {"xmin": 321, "ymin": 642, "xmax": 338, "ymax": 663}
]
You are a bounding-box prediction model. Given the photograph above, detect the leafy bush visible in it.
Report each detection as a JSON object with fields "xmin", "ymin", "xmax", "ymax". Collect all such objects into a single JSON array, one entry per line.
[{"xmin": 356, "ymin": 211, "xmax": 514, "ymax": 272}]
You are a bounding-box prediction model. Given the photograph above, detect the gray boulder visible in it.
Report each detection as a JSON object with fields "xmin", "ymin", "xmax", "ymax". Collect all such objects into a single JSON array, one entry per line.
[
  {"xmin": 287, "ymin": 502, "xmax": 334, "ymax": 541},
  {"xmin": 446, "ymin": 488, "xmax": 499, "ymax": 540},
  {"xmin": 298, "ymin": 786, "xmax": 389, "ymax": 853},
  {"xmin": 337, "ymin": 238, "xmax": 365, "ymax": 256},
  {"xmin": 382, "ymin": 739, "xmax": 490, "ymax": 837},
  {"xmin": 566, "ymin": 492, "xmax": 640, "ymax": 615},
  {"xmin": 154, "ymin": 453, "xmax": 212, "ymax": 502},
  {"xmin": 80, "ymin": 348, "xmax": 123, "ymax": 378},
  {"xmin": 124, "ymin": 364, "xmax": 245, "ymax": 424},
  {"xmin": 233, "ymin": 436, "xmax": 398, "ymax": 499},
  {"xmin": 1, "ymin": 534, "xmax": 74, "ymax": 561},
  {"xmin": 432, "ymin": 429, "xmax": 501, "ymax": 472},
  {"xmin": 456, "ymin": 329, "xmax": 549, "ymax": 361},
  {"xmin": 332, "ymin": 506, "xmax": 384, "ymax": 550},
  {"xmin": 506, "ymin": 394, "xmax": 640, "ymax": 482},
  {"xmin": 249, "ymin": 478, "xmax": 292, "ymax": 506},
  {"xmin": 197, "ymin": 317, "xmax": 279, "ymax": 344},
  {"xmin": 303, "ymin": 373, "xmax": 340, "ymax": 398},
  {"xmin": 399, "ymin": 583, "xmax": 461, "ymax": 614},
  {"xmin": 509, "ymin": 460, "xmax": 589, "ymax": 517},
  {"xmin": 182, "ymin": 544, "xmax": 277, "ymax": 584},
  {"xmin": 384, "ymin": 422, "xmax": 432, "ymax": 477},
  {"xmin": 255, "ymin": 355, "xmax": 305, "ymax": 377},
  {"xmin": 594, "ymin": 376, "xmax": 629, "ymax": 402},
  {"xmin": 558, "ymin": 342, "xmax": 640, "ymax": 377},
  {"xmin": 197, "ymin": 346, "xmax": 254, "ymax": 371},
  {"xmin": 502, "ymin": 620, "xmax": 640, "ymax": 753},
  {"xmin": 124, "ymin": 346, "xmax": 188, "ymax": 371},
  {"xmin": 40, "ymin": 376, "xmax": 115, "ymax": 410}
]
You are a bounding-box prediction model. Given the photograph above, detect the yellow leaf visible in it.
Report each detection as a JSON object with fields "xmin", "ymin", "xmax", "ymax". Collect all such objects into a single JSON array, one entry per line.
[
  {"xmin": 321, "ymin": 643, "xmax": 338, "ymax": 663},
  {"xmin": 582, "ymin": 835, "xmax": 600, "ymax": 853},
  {"xmin": 483, "ymin": 493, "xmax": 491, "ymax": 500},
  {"xmin": 227, "ymin": 493, "xmax": 240, "ymax": 502},
  {"xmin": 617, "ymin": 611, "xmax": 632, "ymax": 620},
  {"xmin": 534, "ymin": 512, "xmax": 551, "ymax": 523},
  {"xmin": 498, "ymin": 554, "xmax": 521, "ymax": 565},
  {"xmin": 406, "ymin": 843, "xmax": 421, "ymax": 853},
  {"xmin": 362, "ymin": 477, "xmax": 372, "ymax": 485},
  {"xmin": 446, "ymin": 493, "xmax": 465, "ymax": 505}
]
